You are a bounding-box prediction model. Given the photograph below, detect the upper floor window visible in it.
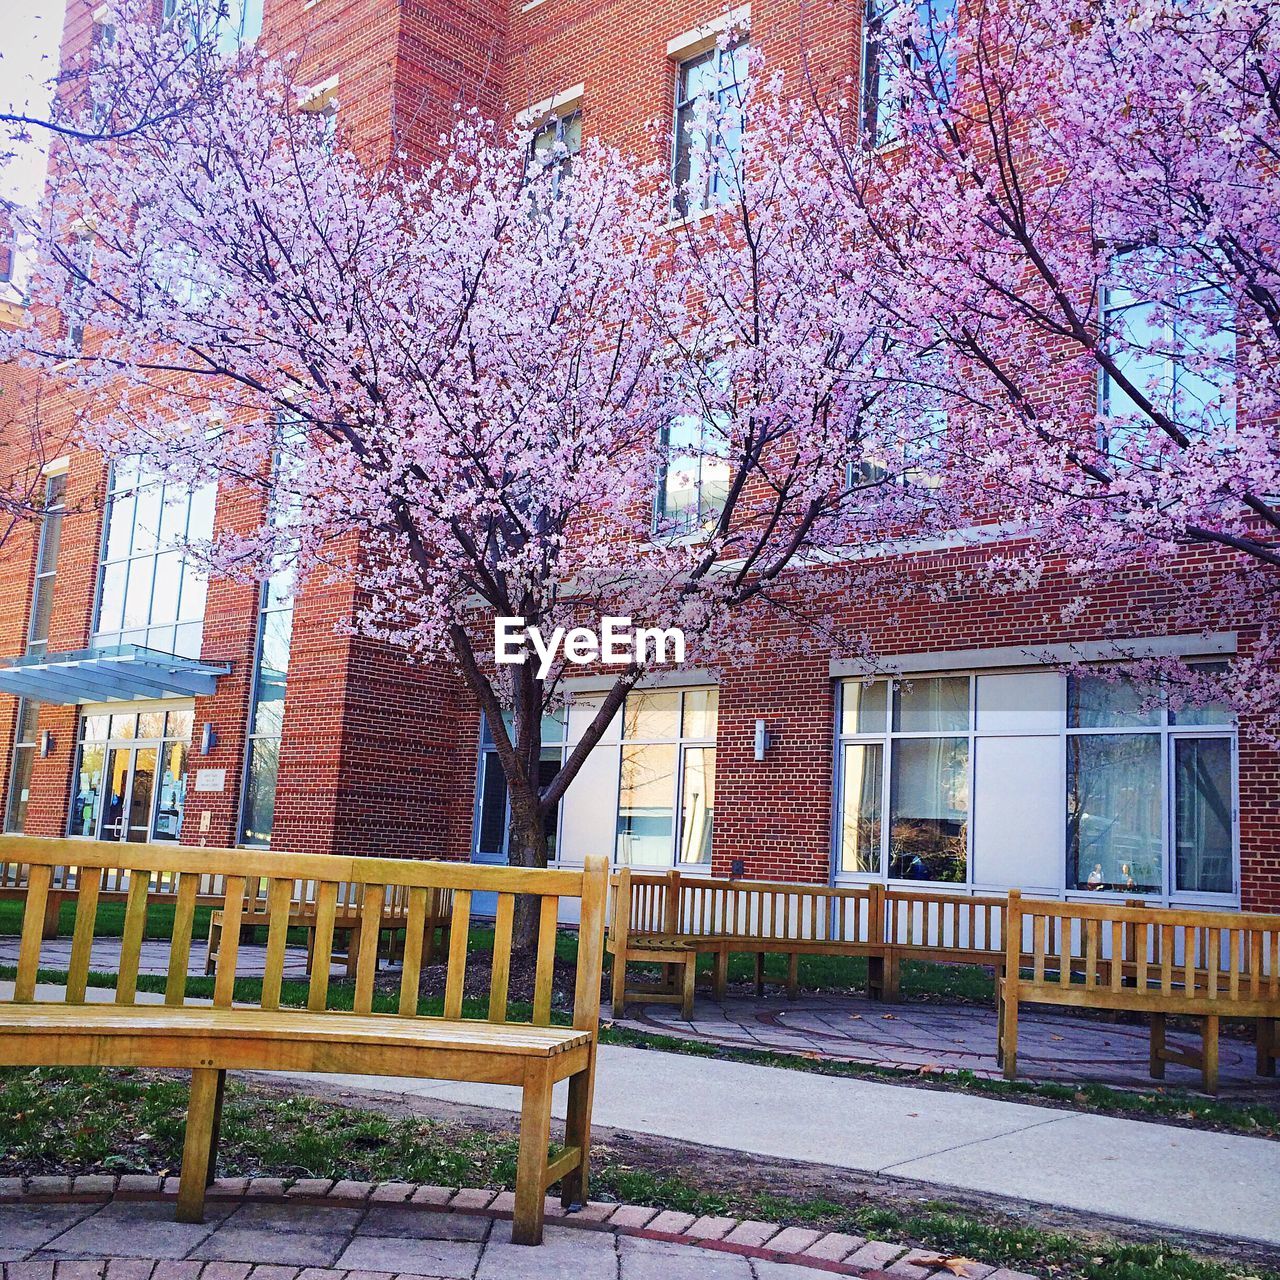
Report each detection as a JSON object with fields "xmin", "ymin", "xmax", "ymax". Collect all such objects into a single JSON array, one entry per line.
[
  {"xmin": 655, "ymin": 363, "xmax": 731, "ymax": 536},
  {"xmin": 93, "ymin": 458, "xmax": 215, "ymax": 659},
  {"xmin": 298, "ymin": 75, "xmax": 339, "ymax": 149},
  {"xmin": 530, "ymin": 108, "xmax": 582, "ymax": 196},
  {"xmin": 164, "ymin": 0, "xmax": 263, "ymax": 54},
  {"xmin": 672, "ymin": 37, "xmax": 748, "ymax": 218},
  {"xmin": 862, "ymin": 0, "xmax": 956, "ymax": 147},
  {"xmin": 27, "ymin": 471, "xmax": 67, "ymax": 659},
  {"xmin": 1099, "ymin": 250, "xmax": 1235, "ymax": 458}
]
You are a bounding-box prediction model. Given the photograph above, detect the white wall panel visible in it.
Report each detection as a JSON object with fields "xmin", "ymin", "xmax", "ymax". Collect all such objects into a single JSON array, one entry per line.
[
  {"xmin": 972, "ymin": 734, "xmax": 1061, "ymax": 891},
  {"xmin": 558, "ymin": 737, "xmax": 620, "ymax": 866}
]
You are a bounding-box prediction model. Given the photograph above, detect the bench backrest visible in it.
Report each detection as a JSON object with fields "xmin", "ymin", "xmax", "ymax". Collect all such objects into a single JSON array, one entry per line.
[
  {"xmin": 1006, "ymin": 890, "xmax": 1280, "ymax": 1008},
  {"xmin": 0, "ymin": 857, "xmax": 433, "ymax": 925},
  {"xmin": 0, "ymin": 836, "xmax": 607, "ymax": 1032},
  {"xmin": 884, "ymin": 888, "xmax": 1008, "ymax": 957},
  {"xmin": 610, "ymin": 869, "xmax": 880, "ymax": 945}
]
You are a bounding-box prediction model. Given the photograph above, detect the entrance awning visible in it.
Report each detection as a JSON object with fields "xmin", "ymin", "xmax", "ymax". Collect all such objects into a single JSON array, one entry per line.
[{"xmin": 0, "ymin": 645, "xmax": 228, "ymax": 705}]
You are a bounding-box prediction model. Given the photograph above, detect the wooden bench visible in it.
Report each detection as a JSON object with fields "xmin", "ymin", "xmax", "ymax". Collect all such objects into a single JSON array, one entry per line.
[
  {"xmin": 204, "ymin": 880, "xmax": 453, "ymax": 978},
  {"xmin": 998, "ymin": 890, "xmax": 1280, "ymax": 1093},
  {"xmin": 0, "ymin": 836, "xmax": 607, "ymax": 1245},
  {"xmin": 607, "ymin": 869, "xmax": 892, "ymax": 1017}
]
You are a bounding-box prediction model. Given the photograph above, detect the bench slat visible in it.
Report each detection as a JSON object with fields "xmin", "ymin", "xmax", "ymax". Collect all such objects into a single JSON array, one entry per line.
[
  {"xmin": 399, "ymin": 886, "xmax": 428, "ymax": 1017},
  {"xmin": 308, "ymin": 881, "xmax": 339, "ymax": 1012},
  {"xmin": 444, "ymin": 889, "xmax": 472, "ymax": 1020},
  {"xmin": 533, "ymin": 896, "xmax": 559, "ymax": 1026},
  {"xmin": 166, "ymin": 874, "xmax": 199, "ymax": 1007},
  {"xmin": 15, "ymin": 862, "xmax": 51, "ymax": 1002},
  {"xmin": 354, "ymin": 883, "xmax": 385, "ymax": 1015},
  {"xmin": 214, "ymin": 876, "xmax": 247, "ymax": 1009},
  {"xmin": 117, "ymin": 873, "xmax": 151, "ymax": 1006},
  {"xmin": 68, "ymin": 867, "xmax": 103, "ymax": 1005},
  {"xmin": 261, "ymin": 878, "xmax": 294, "ymax": 1012},
  {"xmin": 490, "ymin": 893, "xmax": 515, "ymax": 1025}
]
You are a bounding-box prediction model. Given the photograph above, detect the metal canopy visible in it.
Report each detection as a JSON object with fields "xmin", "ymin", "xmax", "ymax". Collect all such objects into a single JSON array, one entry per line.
[{"xmin": 0, "ymin": 645, "xmax": 228, "ymax": 706}]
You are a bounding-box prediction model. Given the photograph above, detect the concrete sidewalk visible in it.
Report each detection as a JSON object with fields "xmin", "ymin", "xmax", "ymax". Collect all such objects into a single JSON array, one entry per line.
[{"xmin": 276, "ymin": 1043, "xmax": 1280, "ymax": 1247}]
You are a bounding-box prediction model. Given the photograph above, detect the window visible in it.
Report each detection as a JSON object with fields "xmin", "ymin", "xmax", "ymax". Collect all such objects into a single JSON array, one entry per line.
[
  {"xmin": 672, "ymin": 38, "xmax": 748, "ymax": 217},
  {"xmin": 1066, "ymin": 674, "xmax": 1234, "ymax": 896},
  {"xmin": 473, "ymin": 711, "xmax": 567, "ymax": 861},
  {"xmin": 4, "ymin": 473, "xmax": 67, "ymax": 833},
  {"xmin": 27, "ymin": 472, "xmax": 66, "ymax": 659},
  {"xmin": 4, "ymin": 701, "xmax": 39, "ymax": 834},
  {"xmin": 1099, "ymin": 250, "xmax": 1235, "ymax": 456},
  {"xmin": 529, "ymin": 108, "xmax": 582, "ymax": 196},
  {"xmin": 655, "ymin": 363, "xmax": 731, "ymax": 536},
  {"xmin": 836, "ymin": 669, "xmax": 1237, "ymax": 900},
  {"xmin": 240, "ymin": 435, "xmax": 300, "ymax": 847},
  {"xmin": 164, "ymin": 0, "xmax": 262, "ymax": 53},
  {"xmin": 299, "ymin": 77, "xmax": 339, "ymax": 149},
  {"xmin": 616, "ymin": 688, "xmax": 717, "ymax": 868},
  {"xmin": 862, "ymin": 0, "xmax": 956, "ymax": 147},
  {"xmin": 93, "ymin": 458, "xmax": 215, "ymax": 658}
]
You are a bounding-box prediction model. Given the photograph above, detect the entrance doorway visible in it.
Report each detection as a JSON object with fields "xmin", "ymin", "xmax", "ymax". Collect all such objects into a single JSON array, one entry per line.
[
  {"xmin": 70, "ymin": 705, "xmax": 192, "ymax": 842},
  {"xmin": 100, "ymin": 746, "xmax": 158, "ymax": 842}
]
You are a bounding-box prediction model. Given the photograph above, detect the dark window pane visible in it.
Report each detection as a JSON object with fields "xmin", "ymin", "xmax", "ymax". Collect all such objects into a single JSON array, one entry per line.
[
  {"xmin": 888, "ymin": 736, "xmax": 968, "ymax": 881},
  {"xmin": 477, "ymin": 749, "xmax": 508, "ymax": 855},
  {"xmin": 1067, "ymin": 734, "xmax": 1162, "ymax": 893},
  {"xmin": 1174, "ymin": 738, "xmax": 1233, "ymax": 894},
  {"xmin": 240, "ymin": 737, "xmax": 279, "ymax": 846},
  {"xmin": 5, "ymin": 745, "xmax": 34, "ymax": 832}
]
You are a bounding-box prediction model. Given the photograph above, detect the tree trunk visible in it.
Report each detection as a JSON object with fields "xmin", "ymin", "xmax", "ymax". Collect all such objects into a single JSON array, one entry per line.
[{"xmin": 506, "ymin": 793, "xmax": 549, "ymax": 959}]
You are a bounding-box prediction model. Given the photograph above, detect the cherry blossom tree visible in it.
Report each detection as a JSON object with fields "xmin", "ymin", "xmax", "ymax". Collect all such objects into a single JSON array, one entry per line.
[
  {"xmin": 828, "ymin": 0, "xmax": 1280, "ymax": 732},
  {"xmin": 9, "ymin": 2, "xmax": 944, "ymax": 943}
]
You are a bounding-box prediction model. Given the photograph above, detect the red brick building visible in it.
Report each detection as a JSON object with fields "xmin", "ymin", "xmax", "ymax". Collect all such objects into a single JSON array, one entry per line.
[{"xmin": 0, "ymin": 0, "xmax": 1273, "ymax": 914}]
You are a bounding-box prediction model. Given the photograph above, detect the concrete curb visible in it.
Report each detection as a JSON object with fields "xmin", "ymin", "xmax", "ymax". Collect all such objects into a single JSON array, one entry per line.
[{"xmin": 0, "ymin": 1175, "xmax": 1041, "ymax": 1280}]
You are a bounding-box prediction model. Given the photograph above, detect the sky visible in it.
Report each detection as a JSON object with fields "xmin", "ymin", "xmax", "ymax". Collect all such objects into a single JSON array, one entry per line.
[{"xmin": 1, "ymin": 1, "xmax": 67, "ymax": 206}]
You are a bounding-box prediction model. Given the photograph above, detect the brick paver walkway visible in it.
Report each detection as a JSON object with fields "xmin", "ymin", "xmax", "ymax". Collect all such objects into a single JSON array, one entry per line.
[
  {"xmin": 0, "ymin": 1180, "xmax": 1041, "ymax": 1280},
  {"xmin": 615, "ymin": 990, "xmax": 1277, "ymax": 1095}
]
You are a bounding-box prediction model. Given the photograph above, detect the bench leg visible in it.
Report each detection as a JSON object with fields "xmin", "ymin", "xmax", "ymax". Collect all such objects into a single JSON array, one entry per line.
[
  {"xmin": 1150, "ymin": 1013, "xmax": 1166, "ymax": 1080},
  {"xmin": 204, "ymin": 918, "xmax": 220, "ymax": 978},
  {"xmin": 1258, "ymin": 1019, "xmax": 1277, "ymax": 1078},
  {"xmin": 346, "ymin": 925, "xmax": 360, "ymax": 980},
  {"xmin": 680, "ymin": 954, "xmax": 696, "ymax": 1019},
  {"xmin": 1001, "ymin": 994, "xmax": 1019, "ymax": 1080},
  {"xmin": 787, "ymin": 952, "xmax": 799, "ymax": 1000},
  {"xmin": 754, "ymin": 952, "xmax": 765, "ymax": 999},
  {"xmin": 1202, "ymin": 1015, "xmax": 1219, "ymax": 1095},
  {"xmin": 560, "ymin": 1060, "xmax": 594, "ymax": 1211},
  {"xmin": 610, "ymin": 950, "xmax": 628, "ymax": 1020},
  {"xmin": 177, "ymin": 1068, "xmax": 224, "ymax": 1223},
  {"xmin": 513, "ymin": 1059, "xmax": 554, "ymax": 1245},
  {"xmin": 713, "ymin": 949, "xmax": 729, "ymax": 1002}
]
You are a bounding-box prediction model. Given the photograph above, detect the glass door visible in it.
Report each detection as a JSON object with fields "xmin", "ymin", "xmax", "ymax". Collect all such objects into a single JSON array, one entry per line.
[
  {"xmin": 126, "ymin": 748, "xmax": 157, "ymax": 843},
  {"xmin": 97, "ymin": 746, "xmax": 158, "ymax": 842},
  {"xmin": 99, "ymin": 747, "xmax": 132, "ymax": 841}
]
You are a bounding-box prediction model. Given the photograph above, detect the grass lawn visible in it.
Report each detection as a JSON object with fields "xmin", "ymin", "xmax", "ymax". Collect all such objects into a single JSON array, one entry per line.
[{"xmin": 0, "ymin": 1066, "xmax": 1273, "ymax": 1280}]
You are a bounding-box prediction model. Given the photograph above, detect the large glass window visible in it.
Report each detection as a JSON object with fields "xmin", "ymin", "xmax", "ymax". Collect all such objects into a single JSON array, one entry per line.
[
  {"xmin": 862, "ymin": 0, "xmax": 956, "ymax": 147},
  {"xmin": 94, "ymin": 459, "xmax": 215, "ymax": 658},
  {"xmin": 239, "ymin": 439, "xmax": 300, "ymax": 848},
  {"xmin": 1100, "ymin": 250, "xmax": 1235, "ymax": 455},
  {"xmin": 616, "ymin": 688, "xmax": 717, "ymax": 868},
  {"xmin": 473, "ymin": 712, "xmax": 567, "ymax": 861},
  {"xmin": 672, "ymin": 38, "xmax": 748, "ymax": 218},
  {"xmin": 838, "ymin": 670, "xmax": 1236, "ymax": 900},
  {"xmin": 529, "ymin": 108, "xmax": 582, "ymax": 197},
  {"xmin": 655, "ymin": 363, "xmax": 731, "ymax": 537},
  {"xmin": 4, "ymin": 473, "xmax": 67, "ymax": 832}
]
